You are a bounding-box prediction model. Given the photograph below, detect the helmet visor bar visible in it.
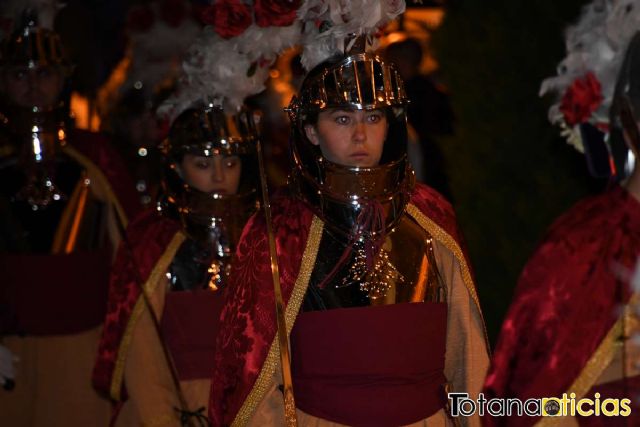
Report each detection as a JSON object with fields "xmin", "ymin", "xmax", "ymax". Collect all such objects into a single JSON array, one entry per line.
[
  {"xmin": 162, "ymin": 107, "xmax": 259, "ymax": 158},
  {"xmin": 301, "ymin": 54, "xmax": 408, "ymax": 112},
  {"xmin": 2, "ymin": 28, "xmax": 69, "ymax": 71}
]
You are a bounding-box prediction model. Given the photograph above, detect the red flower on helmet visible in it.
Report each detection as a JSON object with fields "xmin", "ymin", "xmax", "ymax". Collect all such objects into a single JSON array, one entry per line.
[
  {"xmin": 199, "ymin": 0, "xmax": 252, "ymax": 39},
  {"xmin": 127, "ymin": 5, "xmax": 155, "ymax": 32},
  {"xmin": 254, "ymin": 0, "xmax": 301, "ymax": 27},
  {"xmin": 559, "ymin": 72, "xmax": 603, "ymax": 126}
]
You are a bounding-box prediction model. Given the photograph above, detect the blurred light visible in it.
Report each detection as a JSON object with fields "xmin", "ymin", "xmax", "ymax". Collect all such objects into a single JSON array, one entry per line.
[
  {"xmin": 386, "ymin": 32, "xmax": 406, "ymax": 45},
  {"xmin": 270, "ymin": 69, "xmax": 280, "ymax": 79},
  {"xmin": 70, "ymin": 93, "xmax": 101, "ymax": 131},
  {"xmin": 32, "ymin": 135, "xmax": 42, "ymax": 161}
]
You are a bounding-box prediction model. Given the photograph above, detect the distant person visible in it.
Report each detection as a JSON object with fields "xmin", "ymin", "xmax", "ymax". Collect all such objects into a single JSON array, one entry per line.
[
  {"xmin": 103, "ymin": 86, "xmax": 168, "ymax": 209},
  {"xmin": 0, "ymin": 10, "xmax": 135, "ymax": 427},
  {"xmin": 93, "ymin": 104, "xmax": 260, "ymax": 426},
  {"xmin": 385, "ymin": 37, "xmax": 454, "ymax": 200},
  {"xmin": 484, "ymin": 3, "xmax": 640, "ymax": 425}
]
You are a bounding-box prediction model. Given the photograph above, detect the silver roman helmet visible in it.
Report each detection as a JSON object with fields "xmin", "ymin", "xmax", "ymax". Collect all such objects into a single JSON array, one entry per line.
[
  {"xmin": 159, "ymin": 103, "xmax": 260, "ymax": 258},
  {"xmin": 0, "ymin": 10, "xmax": 73, "ymax": 209},
  {"xmin": 0, "ymin": 11, "xmax": 71, "ymax": 73},
  {"xmin": 287, "ymin": 46, "xmax": 414, "ymax": 240}
]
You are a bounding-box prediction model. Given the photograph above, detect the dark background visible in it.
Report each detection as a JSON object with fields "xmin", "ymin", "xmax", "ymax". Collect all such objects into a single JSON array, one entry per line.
[{"xmin": 431, "ymin": 0, "xmax": 601, "ymax": 343}]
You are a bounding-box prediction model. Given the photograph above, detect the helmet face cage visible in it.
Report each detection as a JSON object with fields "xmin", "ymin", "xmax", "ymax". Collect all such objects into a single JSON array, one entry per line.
[
  {"xmin": 288, "ymin": 53, "xmax": 410, "ymax": 180},
  {"xmin": 162, "ymin": 106, "xmax": 259, "ymax": 160},
  {"xmin": 1, "ymin": 18, "xmax": 71, "ymax": 74},
  {"xmin": 160, "ymin": 105, "xmax": 260, "ymax": 209},
  {"xmin": 289, "ymin": 53, "xmax": 408, "ymax": 124}
]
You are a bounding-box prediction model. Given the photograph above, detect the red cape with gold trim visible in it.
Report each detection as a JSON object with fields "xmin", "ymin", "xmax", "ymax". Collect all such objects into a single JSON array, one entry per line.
[
  {"xmin": 209, "ymin": 183, "xmax": 479, "ymax": 426},
  {"xmin": 92, "ymin": 208, "xmax": 183, "ymax": 401},
  {"xmin": 483, "ymin": 186, "xmax": 640, "ymax": 427}
]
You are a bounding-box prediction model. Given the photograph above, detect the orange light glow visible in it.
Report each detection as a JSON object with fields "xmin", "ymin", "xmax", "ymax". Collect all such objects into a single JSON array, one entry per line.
[{"xmin": 70, "ymin": 93, "xmax": 101, "ymax": 131}]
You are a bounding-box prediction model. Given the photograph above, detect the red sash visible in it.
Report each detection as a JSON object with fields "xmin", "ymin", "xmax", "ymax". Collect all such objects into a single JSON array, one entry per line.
[
  {"xmin": 0, "ymin": 250, "xmax": 110, "ymax": 335},
  {"xmin": 290, "ymin": 302, "xmax": 448, "ymax": 427},
  {"xmin": 160, "ymin": 290, "xmax": 224, "ymax": 381}
]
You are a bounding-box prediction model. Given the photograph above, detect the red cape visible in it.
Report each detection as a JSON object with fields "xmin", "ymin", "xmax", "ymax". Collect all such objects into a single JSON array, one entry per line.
[
  {"xmin": 92, "ymin": 209, "xmax": 182, "ymax": 400},
  {"xmin": 483, "ymin": 186, "xmax": 640, "ymax": 427},
  {"xmin": 209, "ymin": 183, "xmax": 474, "ymax": 426}
]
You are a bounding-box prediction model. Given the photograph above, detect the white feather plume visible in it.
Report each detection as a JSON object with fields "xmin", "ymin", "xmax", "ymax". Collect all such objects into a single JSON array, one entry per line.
[
  {"xmin": 158, "ymin": 21, "xmax": 302, "ymax": 124},
  {"xmin": 125, "ymin": 17, "xmax": 201, "ymax": 95},
  {"xmin": 297, "ymin": 0, "xmax": 405, "ymax": 70},
  {"xmin": 539, "ymin": 0, "xmax": 640, "ymax": 152},
  {"xmin": 98, "ymin": 1, "xmax": 202, "ymax": 124}
]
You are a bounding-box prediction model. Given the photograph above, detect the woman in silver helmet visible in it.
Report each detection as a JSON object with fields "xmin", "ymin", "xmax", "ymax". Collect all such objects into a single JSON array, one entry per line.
[
  {"xmin": 0, "ymin": 10, "xmax": 136, "ymax": 427},
  {"xmin": 93, "ymin": 104, "xmax": 260, "ymax": 427},
  {"xmin": 210, "ymin": 50, "xmax": 489, "ymax": 427}
]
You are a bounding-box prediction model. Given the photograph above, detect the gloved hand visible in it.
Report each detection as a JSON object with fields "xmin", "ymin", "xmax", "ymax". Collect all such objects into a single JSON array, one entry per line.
[{"xmin": 0, "ymin": 344, "xmax": 17, "ymax": 390}]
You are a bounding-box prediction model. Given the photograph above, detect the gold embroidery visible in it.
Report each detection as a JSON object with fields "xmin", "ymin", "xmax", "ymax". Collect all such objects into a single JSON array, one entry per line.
[
  {"xmin": 207, "ymin": 261, "xmax": 222, "ymax": 291},
  {"xmin": 406, "ymin": 203, "xmax": 490, "ymax": 350},
  {"xmin": 62, "ymin": 144, "xmax": 129, "ymax": 228},
  {"xmin": 232, "ymin": 215, "xmax": 324, "ymax": 426},
  {"xmin": 110, "ymin": 231, "xmax": 186, "ymax": 401},
  {"xmin": 341, "ymin": 242, "xmax": 404, "ymax": 300}
]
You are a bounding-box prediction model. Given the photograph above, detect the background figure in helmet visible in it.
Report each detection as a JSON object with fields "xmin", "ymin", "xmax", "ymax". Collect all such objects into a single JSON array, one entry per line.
[
  {"xmin": 92, "ymin": 104, "xmax": 260, "ymax": 427},
  {"xmin": 483, "ymin": 2, "xmax": 640, "ymax": 426},
  {"xmin": 209, "ymin": 6, "xmax": 490, "ymax": 423},
  {"xmin": 92, "ymin": 6, "xmax": 301, "ymax": 424},
  {"xmin": 384, "ymin": 37, "xmax": 454, "ymax": 201},
  {"xmin": 96, "ymin": 0, "xmax": 204, "ymax": 211},
  {"xmin": 0, "ymin": 7, "xmax": 137, "ymax": 427},
  {"xmin": 101, "ymin": 86, "xmax": 168, "ymax": 210}
]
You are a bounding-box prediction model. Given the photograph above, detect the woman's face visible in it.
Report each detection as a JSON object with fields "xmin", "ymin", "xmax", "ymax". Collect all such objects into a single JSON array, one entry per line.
[
  {"xmin": 304, "ymin": 108, "xmax": 388, "ymax": 167},
  {"xmin": 1, "ymin": 65, "xmax": 64, "ymax": 109},
  {"xmin": 180, "ymin": 154, "xmax": 242, "ymax": 194}
]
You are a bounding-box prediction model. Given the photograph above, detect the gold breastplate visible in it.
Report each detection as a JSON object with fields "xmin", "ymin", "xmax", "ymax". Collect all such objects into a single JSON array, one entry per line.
[
  {"xmin": 369, "ymin": 214, "xmax": 445, "ymax": 305},
  {"xmin": 301, "ymin": 214, "xmax": 445, "ymax": 311}
]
